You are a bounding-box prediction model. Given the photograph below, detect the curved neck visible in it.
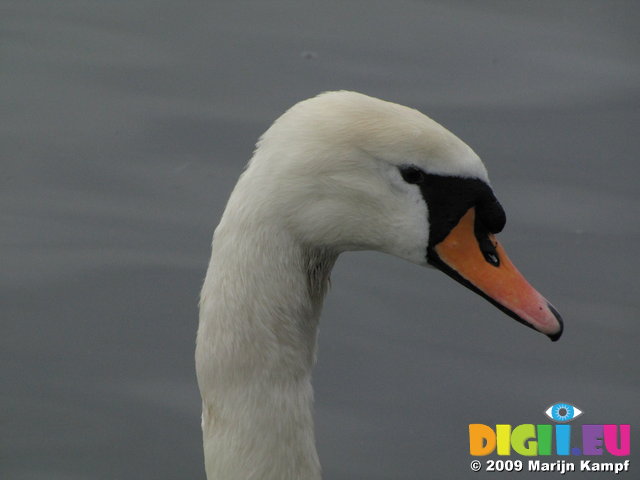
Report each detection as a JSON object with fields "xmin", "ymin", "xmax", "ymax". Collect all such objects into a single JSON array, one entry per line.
[{"xmin": 197, "ymin": 219, "xmax": 336, "ymax": 480}]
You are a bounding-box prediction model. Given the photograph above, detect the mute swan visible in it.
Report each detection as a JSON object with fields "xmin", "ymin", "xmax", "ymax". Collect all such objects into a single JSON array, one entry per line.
[{"xmin": 196, "ymin": 91, "xmax": 563, "ymax": 479}]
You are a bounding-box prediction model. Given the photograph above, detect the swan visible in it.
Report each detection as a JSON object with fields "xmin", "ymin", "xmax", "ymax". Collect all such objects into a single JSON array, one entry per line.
[{"xmin": 196, "ymin": 91, "xmax": 563, "ymax": 479}]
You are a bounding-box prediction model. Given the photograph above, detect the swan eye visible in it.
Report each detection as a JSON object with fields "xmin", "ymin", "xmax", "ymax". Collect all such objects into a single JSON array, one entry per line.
[{"xmin": 399, "ymin": 166, "xmax": 425, "ymax": 185}]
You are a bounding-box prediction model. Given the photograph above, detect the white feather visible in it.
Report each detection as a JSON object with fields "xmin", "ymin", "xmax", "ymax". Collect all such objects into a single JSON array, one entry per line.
[{"xmin": 197, "ymin": 91, "xmax": 489, "ymax": 479}]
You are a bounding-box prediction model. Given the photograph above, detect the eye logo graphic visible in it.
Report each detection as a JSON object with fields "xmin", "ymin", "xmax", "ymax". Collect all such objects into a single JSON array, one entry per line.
[
  {"xmin": 469, "ymin": 401, "xmax": 631, "ymax": 458},
  {"xmin": 544, "ymin": 402, "xmax": 583, "ymax": 423}
]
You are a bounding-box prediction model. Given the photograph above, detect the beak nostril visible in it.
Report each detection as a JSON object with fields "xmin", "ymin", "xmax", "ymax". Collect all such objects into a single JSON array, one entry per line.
[
  {"xmin": 476, "ymin": 231, "xmax": 500, "ymax": 267},
  {"xmin": 474, "ymin": 210, "xmax": 501, "ymax": 267},
  {"xmin": 484, "ymin": 252, "xmax": 499, "ymax": 266}
]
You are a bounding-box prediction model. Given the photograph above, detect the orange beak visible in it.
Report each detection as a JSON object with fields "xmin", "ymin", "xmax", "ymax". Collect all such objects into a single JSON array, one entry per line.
[{"xmin": 428, "ymin": 208, "xmax": 563, "ymax": 341}]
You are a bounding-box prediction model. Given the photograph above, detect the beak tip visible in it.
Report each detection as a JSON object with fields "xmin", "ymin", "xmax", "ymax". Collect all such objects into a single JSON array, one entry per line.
[
  {"xmin": 545, "ymin": 303, "xmax": 564, "ymax": 342},
  {"xmin": 547, "ymin": 330, "xmax": 562, "ymax": 342}
]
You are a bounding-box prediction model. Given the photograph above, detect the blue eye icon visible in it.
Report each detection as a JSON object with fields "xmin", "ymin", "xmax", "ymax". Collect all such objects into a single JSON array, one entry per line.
[{"xmin": 545, "ymin": 402, "xmax": 583, "ymax": 422}]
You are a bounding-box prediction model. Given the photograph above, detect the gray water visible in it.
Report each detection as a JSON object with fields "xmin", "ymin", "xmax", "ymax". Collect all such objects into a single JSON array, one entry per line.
[{"xmin": 2, "ymin": 1, "xmax": 639, "ymax": 479}]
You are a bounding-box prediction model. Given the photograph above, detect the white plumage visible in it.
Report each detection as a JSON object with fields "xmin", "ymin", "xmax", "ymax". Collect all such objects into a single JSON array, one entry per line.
[{"xmin": 196, "ymin": 91, "xmax": 561, "ymax": 479}]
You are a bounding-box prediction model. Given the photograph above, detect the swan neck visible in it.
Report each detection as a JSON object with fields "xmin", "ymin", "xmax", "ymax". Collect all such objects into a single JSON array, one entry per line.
[{"xmin": 197, "ymin": 220, "xmax": 335, "ymax": 480}]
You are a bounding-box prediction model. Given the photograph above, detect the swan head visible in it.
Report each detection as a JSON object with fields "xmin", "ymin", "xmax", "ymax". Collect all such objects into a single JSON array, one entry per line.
[{"xmin": 232, "ymin": 91, "xmax": 563, "ymax": 340}]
